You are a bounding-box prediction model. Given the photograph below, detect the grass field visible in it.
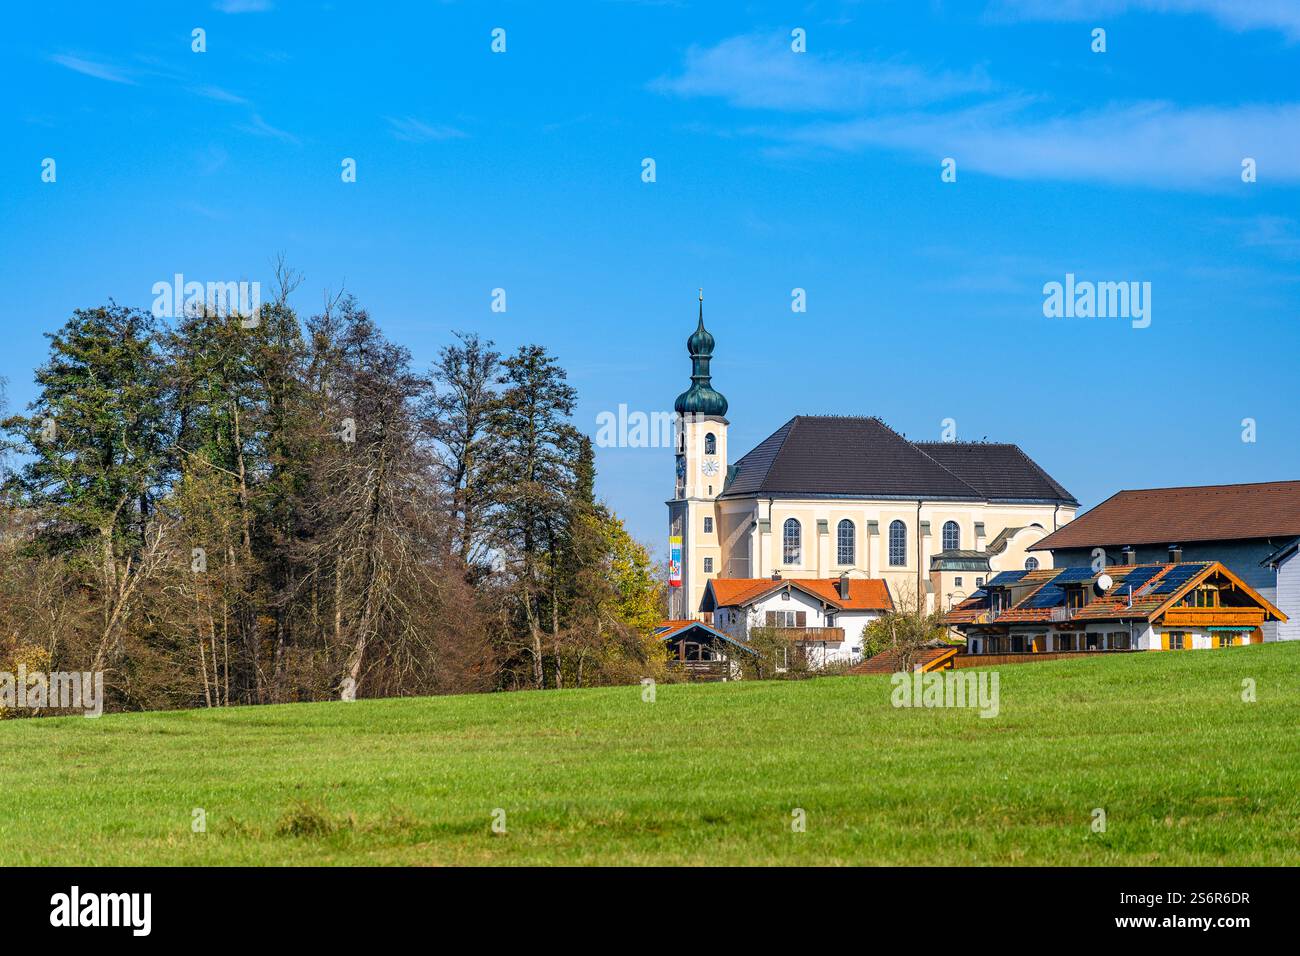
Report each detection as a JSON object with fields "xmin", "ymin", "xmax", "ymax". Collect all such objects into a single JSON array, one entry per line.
[{"xmin": 2, "ymin": 643, "xmax": 1298, "ymax": 865}]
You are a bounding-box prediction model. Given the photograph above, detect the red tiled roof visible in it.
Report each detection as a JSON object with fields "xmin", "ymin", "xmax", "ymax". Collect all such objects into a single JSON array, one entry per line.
[
  {"xmin": 707, "ymin": 577, "xmax": 894, "ymax": 612},
  {"xmin": 1032, "ymin": 481, "xmax": 1300, "ymax": 551}
]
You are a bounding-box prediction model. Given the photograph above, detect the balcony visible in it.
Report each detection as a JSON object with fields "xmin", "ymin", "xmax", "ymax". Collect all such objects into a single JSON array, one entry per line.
[
  {"xmin": 766, "ymin": 626, "xmax": 846, "ymax": 643},
  {"xmin": 1161, "ymin": 608, "xmax": 1266, "ymax": 627}
]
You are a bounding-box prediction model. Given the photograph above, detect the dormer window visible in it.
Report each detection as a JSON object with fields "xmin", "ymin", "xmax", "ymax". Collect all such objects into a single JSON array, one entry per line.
[{"xmin": 1066, "ymin": 588, "xmax": 1086, "ymax": 610}]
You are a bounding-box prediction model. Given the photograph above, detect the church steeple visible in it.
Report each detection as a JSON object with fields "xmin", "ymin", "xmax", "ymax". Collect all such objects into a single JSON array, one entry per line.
[{"xmin": 674, "ymin": 290, "xmax": 728, "ymax": 417}]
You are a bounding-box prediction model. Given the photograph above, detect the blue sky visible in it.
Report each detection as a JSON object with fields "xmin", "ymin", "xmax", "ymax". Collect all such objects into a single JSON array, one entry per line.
[{"xmin": 4, "ymin": 0, "xmax": 1299, "ymax": 555}]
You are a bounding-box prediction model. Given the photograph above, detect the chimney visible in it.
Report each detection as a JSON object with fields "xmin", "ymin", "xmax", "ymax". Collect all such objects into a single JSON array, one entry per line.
[
  {"xmin": 838, "ymin": 571, "xmax": 851, "ymax": 600},
  {"xmin": 1169, "ymin": 545, "xmax": 1182, "ymax": 563},
  {"xmin": 771, "ymin": 570, "xmax": 782, "ymax": 581},
  {"xmin": 1123, "ymin": 547, "xmax": 1137, "ymax": 566}
]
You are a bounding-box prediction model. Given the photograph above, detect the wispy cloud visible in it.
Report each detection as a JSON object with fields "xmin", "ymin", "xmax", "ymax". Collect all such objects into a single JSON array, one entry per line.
[
  {"xmin": 1230, "ymin": 215, "xmax": 1300, "ymax": 259},
  {"xmin": 651, "ymin": 34, "xmax": 993, "ymax": 112},
  {"xmin": 989, "ymin": 1, "xmax": 1300, "ymax": 41},
  {"xmin": 773, "ymin": 100, "xmax": 1300, "ymax": 188},
  {"xmin": 195, "ymin": 145, "xmax": 230, "ymax": 175},
  {"xmin": 192, "ymin": 84, "xmax": 249, "ymax": 105},
  {"xmin": 50, "ymin": 54, "xmax": 136, "ymax": 85},
  {"xmin": 653, "ymin": 32, "xmax": 1300, "ymax": 190},
  {"xmin": 237, "ymin": 113, "xmax": 300, "ymax": 144},
  {"xmin": 384, "ymin": 116, "xmax": 468, "ymax": 142},
  {"xmin": 214, "ymin": 0, "xmax": 273, "ymax": 12}
]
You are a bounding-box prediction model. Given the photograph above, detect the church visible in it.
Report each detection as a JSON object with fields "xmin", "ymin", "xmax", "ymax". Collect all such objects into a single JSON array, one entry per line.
[{"xmin": 666, "ymin": 299, "xmax": 1080, "ymax": 631}]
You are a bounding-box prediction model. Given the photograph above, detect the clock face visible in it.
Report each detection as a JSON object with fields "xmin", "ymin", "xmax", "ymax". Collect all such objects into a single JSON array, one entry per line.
[{"xmin": 701, "ymin": 458, "xmax": 719, "ymax": 477}]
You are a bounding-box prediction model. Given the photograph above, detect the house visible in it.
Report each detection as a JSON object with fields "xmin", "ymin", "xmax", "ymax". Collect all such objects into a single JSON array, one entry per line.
[
  {"xmin": 946, "ymin": 560, "xmax": 1287, "ymax": 655},
  {"xmin": 701, "ymin": 573, "xmax": 894, "ymax": 668},
  {"xmin": 654, "ymin": 620, "xmax": 757, "ymax": 680},
  {"xmin": 667, "ymin": 297, "xmax": 1078, "ymax": 620},
  {"xmin": 849, "ymin": 641, "xmax": 960, "ymax": 674},
  {"xmin": 1030, "ymin": 481, "xmax": 1300, "ymax": 641},
  {"xmin": 1263, "ymin": 540, "xmax": 1300, "ymax": 642}
]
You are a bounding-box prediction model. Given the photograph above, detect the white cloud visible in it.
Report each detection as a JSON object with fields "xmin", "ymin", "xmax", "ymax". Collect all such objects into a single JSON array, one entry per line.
[
  {"xmin": 989, "ymin": 1, "xmax": 1300, "ymax": 41},
  {"xmin": 651, "ymin": 34, "xmax": 993, "ymax": 112},
  {"xmin": 774, "ymin": 100, "xmax": 1300, "ymax": 188},
  {"xmin": 384, "ymin": 116, "xmax": 468, "ymax": 142},
  {"xmin": 50, "ymin": 54, "xmax": 136, "ymax": 85}
]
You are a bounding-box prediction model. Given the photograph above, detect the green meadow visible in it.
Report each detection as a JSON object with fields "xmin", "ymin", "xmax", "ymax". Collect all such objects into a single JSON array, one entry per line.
[{"xmin": 2, "ymin": 643, "xmax": 1298, "ymax": 865}]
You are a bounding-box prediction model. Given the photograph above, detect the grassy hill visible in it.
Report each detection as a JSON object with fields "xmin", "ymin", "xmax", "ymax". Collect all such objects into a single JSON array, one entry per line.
[{"xmin": 2, "ymin": 643, "xmax": 1298, "ymax": 865}]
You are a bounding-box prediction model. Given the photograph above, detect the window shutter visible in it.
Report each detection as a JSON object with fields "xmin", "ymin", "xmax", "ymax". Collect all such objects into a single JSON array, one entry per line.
[{"xmin": 796, "ymin": 611, "xmax": 807, "ymax": 627}]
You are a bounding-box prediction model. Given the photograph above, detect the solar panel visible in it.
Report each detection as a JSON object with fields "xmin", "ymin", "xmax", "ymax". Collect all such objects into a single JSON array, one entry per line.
[
  {"xmin": 1108, "ymin": 565, "xmax": 1162, "ymax": 594},
  {"xmin": 1149, "ymin": 564, "xmax": 1207, "ymax": 595},
  {"xmin": 1022, "ymin": 584, "xmax": 1066, "ymax": 608},
  {"xmin": 987, "ymin": 570, "xmax": 1028, "ymax": 586},
  {"xmin": 1050, "ymin": 567, "xmax": 1096, "ymax": 584}
]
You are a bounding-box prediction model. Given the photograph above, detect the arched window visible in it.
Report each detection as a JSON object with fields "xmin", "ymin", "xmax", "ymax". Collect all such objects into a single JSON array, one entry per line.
[
  {"xmin": 704, "ymin": 432, "xmax": 716, "ymax": 455},
  {"xmin": 782, "ymin": 518, "xmax": 801, "ymax": 565},
  {"xmin": 837, "ymin": 519, "xmax": 855, "ymax": 566},
  {"xmin": 1024, "ymin": 556, "xmax": 1039, "ymax": 571},
  {"xmin": 888, "ymin": 520, "xmax": 907, "ymax": 567},
  {"xmin": 942, "ymin": 520, "xmax": 960, "ymax": 552}
]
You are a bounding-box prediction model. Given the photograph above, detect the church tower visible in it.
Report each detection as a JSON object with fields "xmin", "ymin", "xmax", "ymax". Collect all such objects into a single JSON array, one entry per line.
[{"xmin": 667, "ymin": 292, "xmax": 728, "ymax": 619}]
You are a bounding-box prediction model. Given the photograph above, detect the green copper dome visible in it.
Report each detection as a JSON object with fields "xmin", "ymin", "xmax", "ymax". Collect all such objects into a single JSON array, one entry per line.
[{"xmin": 674, "ymin": 296, "xmax": 728, "ymax": 417}]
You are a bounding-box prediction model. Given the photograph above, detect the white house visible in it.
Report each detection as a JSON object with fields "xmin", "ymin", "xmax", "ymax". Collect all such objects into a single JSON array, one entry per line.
[
  {"xmin": 701, "ymin": 573, "xmax": 894, "ymax": 668},
  {"xmin": 1264, "ymin": 540, "xmax": 1300, "ymax": 643}
]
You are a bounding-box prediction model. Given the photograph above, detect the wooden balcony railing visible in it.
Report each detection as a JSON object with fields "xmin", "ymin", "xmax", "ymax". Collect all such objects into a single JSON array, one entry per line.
[
  {"xmin": 1161, "ymin": 608, "xmax": 1266, "ymax": 627},
  {"xmin": 765, "ymin": 626, "xmax": 845, "ymax": 643}
]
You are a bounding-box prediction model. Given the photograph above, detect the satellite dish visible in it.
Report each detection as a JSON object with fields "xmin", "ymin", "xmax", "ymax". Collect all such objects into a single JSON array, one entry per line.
[{"xmin": 1096, "ymin": 573, "xmax": 1114, "ymax": 594}]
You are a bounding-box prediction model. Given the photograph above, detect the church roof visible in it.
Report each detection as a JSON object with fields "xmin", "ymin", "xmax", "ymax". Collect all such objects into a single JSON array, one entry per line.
[
  {"xmin": 673, "ymin": 296, "xmax": 728, "ymax": 417},
  {"xmin": 720, "ymin": 416, "xmax": 1077, "ymax": 505},
  {"xmin": 914, "ymin": 441, "xmax": 1076, "ymax": 503}
]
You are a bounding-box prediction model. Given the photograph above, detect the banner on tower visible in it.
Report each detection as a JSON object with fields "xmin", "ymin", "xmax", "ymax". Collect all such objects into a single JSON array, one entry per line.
[{"xmin": 668, "ymin": 536, "xmax": 682, "ymax": 588}]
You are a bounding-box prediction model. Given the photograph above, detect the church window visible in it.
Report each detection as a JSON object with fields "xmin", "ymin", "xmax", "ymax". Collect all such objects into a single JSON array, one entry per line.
[
  {"xmin": 1024, "ymin": 557, "xmax": 1039, "ymax": 571},
  {"xmin": 703, "ymin": 557, "xmax": 713, "ymax": 573},
  {"xmin": 704, "ymin": 432, "xmax": 716, "ymax": 455},
  {"xmin": 783, "ymin": 519, "xmax": 801, "ymax": 565},
  {"xmin": 888, "ymin": 520, "xmax": 907, "ymax": 567},
  {"xmin": 942, "ymin": 520, "xmax": 960, "ymax": 551},
  {"xmin": 836, "ymin": 520, "xmax": 855, "ymax": 565},
  {"xmin": 703, "ymin": 517, "xmax": 713, "ymax": 534}
]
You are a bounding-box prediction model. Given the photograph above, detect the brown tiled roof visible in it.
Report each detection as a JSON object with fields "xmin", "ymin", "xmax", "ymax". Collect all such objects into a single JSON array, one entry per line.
[
  {"xmin": 849, "ymin": 644, "xmax": 959, "ymax": 674},
  {"xmin": 1032, "ymin": 481, "xmax": 1300, "ymax": 551},
  {"xmin": 707, "ymin": 577, "xmax": 894, "ymax": 612}
]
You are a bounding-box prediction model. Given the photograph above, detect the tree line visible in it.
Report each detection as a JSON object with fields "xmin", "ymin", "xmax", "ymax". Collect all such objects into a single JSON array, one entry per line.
[{"xmin": 0, "ymin": 266, "xmax": 667, "ymax": 714}]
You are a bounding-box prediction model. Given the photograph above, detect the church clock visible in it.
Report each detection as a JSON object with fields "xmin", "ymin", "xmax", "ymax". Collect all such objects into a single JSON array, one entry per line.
[{"xmin": 700, "ymin": 458, "xmax": 719, "ymax": 477}]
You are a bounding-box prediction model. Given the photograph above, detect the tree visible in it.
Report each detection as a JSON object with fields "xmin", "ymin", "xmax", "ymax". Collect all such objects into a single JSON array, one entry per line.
[
  {"xmin": 859, "ymin": 584, "xmax": 951, "ymax": 672},
  {"xmin": 485, "ymin": 344, "xmax": 581, "ymax": 688},
  {"xmin": 2, "ymin": 304, "xmax": 171, "ymax": 677},
  {"xmin": 427, "ymin": 331, "xmax": 500, "ymax": 572}
]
